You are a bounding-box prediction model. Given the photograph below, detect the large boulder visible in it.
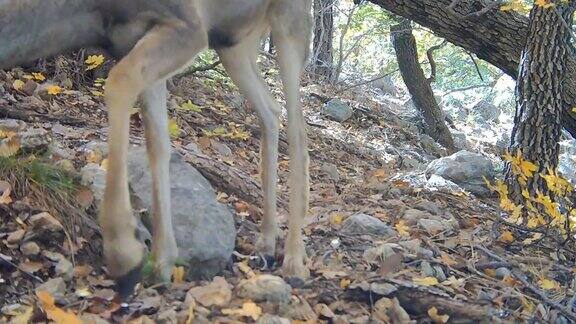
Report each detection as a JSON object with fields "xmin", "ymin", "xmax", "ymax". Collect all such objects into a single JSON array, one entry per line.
[
  {"xmin": 128, "ymin": 148, "xmax": 236, "ymax": 280},
  {"xmin": 323, "ymin": 99, "xmax": 353, "ymax": 122},
  {"xmin": 426, "ymin": 150, "xmax": 495, "ymax": 196}
]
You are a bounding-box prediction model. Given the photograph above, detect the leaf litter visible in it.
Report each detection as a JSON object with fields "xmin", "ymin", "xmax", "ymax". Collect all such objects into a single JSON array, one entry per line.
[{"xmin": 0, "ymin": 52, "xmax": 575, "ymax": 323}]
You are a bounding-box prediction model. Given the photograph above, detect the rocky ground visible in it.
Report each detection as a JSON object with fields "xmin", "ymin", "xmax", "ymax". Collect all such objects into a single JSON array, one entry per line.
[{"xmin": 1, "ymin": 55, "xmax": 576, "ymax": 323}]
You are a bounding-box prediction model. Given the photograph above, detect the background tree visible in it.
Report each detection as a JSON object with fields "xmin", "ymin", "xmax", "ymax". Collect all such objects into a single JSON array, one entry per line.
[
  {"xmin": 391, "ymin": 19, "xmax": 456, "ymax": 150},
  {"xmin": 313, "ymin": 0, "xmax": 335, "ymax": 79},
  {"xmin": 505, "ymin": 0, "xmax": 575, "ymax": 202}
]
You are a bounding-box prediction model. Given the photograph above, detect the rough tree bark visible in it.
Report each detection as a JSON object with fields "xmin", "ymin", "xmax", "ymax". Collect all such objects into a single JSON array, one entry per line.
[
  {"xmin": 505, "ymin": 1, "xmax": 575, "ymax": 201},
  {"xmin": 391, "ymin": 19, "xmax": 455, "ymax": 151},
  {"xmin": 313, "ymin": 0, "xmax": 335, "ymax": 79},
  {"xmin": 366, "ymin": 0, "xmax": 576, "ymax": 137}
]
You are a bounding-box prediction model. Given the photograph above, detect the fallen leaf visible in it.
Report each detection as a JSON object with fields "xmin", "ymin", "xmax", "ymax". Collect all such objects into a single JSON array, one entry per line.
[
  {"xmin": 395, "ymin": 220, "xmax": 410, "ymax": 237},
  {"xmin": 85, "ymin": 55, "xmax": 105, "ymax": 71},
  {"xmin": 222, "ymin": 302, "xmax": 262, "ymax": 321},
  {"xmin": 484, "ymin": 268, "xmax": 497, "ymax": 277},
  {"xmin": 539, "ymin": 278, "xmax": 560, "ymax": 290},
  {"xmin": 499, "ymin": 231, "xmax": 515, "ymax": 244},
  {"xmin": 340, "ymin": 278, "xmax": 351, "ymax": 289},
  {"xmin": 32, "ymin": 72, "xmax": 46, "ymax": 81},
  {"xmin": 413, "ymin": 277, "xmax": 439, "ymax": 286},
  {"xmin": 0, "ymin": 180, "xmax": 13, "ymax": 204},
  {"xmin": 329, "ymin": 213, "xmax": 345, "ymax": 226},
  {"xmin": 36, "ymin": 291, "xmax": 82, "ymax": 324},
  {"xmin": 8, "ymin": 305, "xmax": 33, "ymax": 324},
  {"xmin": 187, "ymin": 276, "xmax": 232, "ymax": 307},
  {"xmin": 13, "ymin": 80, "xmax": 25, "ymax": 91},
  {"xmin": 20, "ymin": 261, "xmax": 43, "ymax": 273},
  {"xmin": 46, "ymin": 85, "xmax": 62, "ymax": 95},
  {"xmin": 428, "ymin": 307, "xmax": 449, "ymax": 323},
  {"xmin": 172, "ymin": 266, "xmax": 186, "ymax": 284},
  {"xmin": 0, "ymin": 136, "xmax": 21, "ymax": 158}
]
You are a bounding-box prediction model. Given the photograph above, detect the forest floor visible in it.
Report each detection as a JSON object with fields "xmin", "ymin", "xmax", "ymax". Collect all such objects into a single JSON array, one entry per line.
[{"xmin": 1, "ymin": 54, "xmax": 576, "ymax": 323}]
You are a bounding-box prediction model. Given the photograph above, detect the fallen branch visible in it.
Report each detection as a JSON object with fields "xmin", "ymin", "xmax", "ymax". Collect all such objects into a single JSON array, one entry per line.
[{"xmin": 475, "ymin": 245, "xmax": 576, "ymax": 322}]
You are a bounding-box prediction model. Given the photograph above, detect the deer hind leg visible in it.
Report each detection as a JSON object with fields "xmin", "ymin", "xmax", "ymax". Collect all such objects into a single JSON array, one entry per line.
[
  {"xmin": 272, "ymin": 2, "xmax": 313, "ymax": 279},
  {"xmin": 140, "ymin": 82, "xmax": 178, "ymax": 282},
  {"xmin": 217, "ymin": 32, "xmax": 281, "ymax": 266},
  {"xmin": 100, "ymin": 18, "xmax": 207, "ymax": 298}
]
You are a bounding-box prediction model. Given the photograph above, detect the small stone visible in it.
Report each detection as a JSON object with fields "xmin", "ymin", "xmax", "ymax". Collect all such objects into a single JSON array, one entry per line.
[
  {"xmin": 495, "ymin": 267, "xmax": 511, "ymax": 279},
  {"xmin": 363, "ymin": 243, "xmax": 402, "ymax": 264},
  {"xmin": 20, "ymin": 241, "xmax": 40, "ymax": 256},
  {"xmin": 418, "ymin": 219, "xmax": 448, "ymax": 235},
  {"xmin": 210, "ymin": 140, "xmax": 232, "ymax": 157},
  {"xmin": 237, "ymin": 275, "xmax": 292, "ymax": 303},
  {"xmin": 257, "ymin": 314, "xmax": 291, "ymax": 324},
  {"xmin": 6, "ymin": 229, "xmax": 25, "ymax": 244},
  {"xmin": 323, "ymin": 99, "xmax": 353, "ymax": 122},
  {"xmin": 341, "ymin": 214, "xmax": 397, "ymax": 237},
  {"xmin": 54, "ymin": 159, "xmax": 75, "ymax": 173},
  {"xmin": 403, "ymin": 209, "xmax": 434, "ymax": 226},
  {"xmin": 321, "ymin": 163, "xmax": 340, "ymax": 182},
  {"xmin": 55, "ymin": 257, "xmax": 74, "ymax": 281},
  {"xmin": 156, "ymin": 308, "xmax": 177, "ymax": 324},
  {"xmin": 186, "ymin": 276, "xmax": 231, "ymax": 307},
  {"xmin": 35, "ymin": 277, "xmax": 66, "ymax": 300},
  {"xmin": 80, "ymin": 314, "xmax": 110, "ymax": 324}
]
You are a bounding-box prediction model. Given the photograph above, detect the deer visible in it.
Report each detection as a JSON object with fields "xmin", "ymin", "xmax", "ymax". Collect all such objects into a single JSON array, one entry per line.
[{"xmin": 0, "ymin": 0, "xmax": 313, "ymax": 297}]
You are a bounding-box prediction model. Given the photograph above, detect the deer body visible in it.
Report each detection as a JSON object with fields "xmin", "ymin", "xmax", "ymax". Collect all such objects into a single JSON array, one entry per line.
[{"xmin": 0, "ymin": 0, "xmax": 312, "ymax": 297}]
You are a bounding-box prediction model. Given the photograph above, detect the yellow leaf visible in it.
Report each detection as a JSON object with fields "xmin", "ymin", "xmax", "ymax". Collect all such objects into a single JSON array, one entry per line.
[
  {"xmin": 168, "ymin": 119, "xmax": 181, "ymax": 138},
  {"xmin": 499, "ymin": 231, "xmax": 515, "ymax": 244},
  {"xmin": 9, "ymin": 306, "xmax": 33, "ymax": 324},
  {"xmin": 172, "ymin": 266, "xmax": 186, "ymax": 284},
  {"xmin": 32, "ymin": 72, "xmax": 46, "ymax": 81},
  {"xmin": 91, "ymin": 90, "xmax": 104, "ymax": 97},
  {"xmin": 428, "ymin": 307, "xmax": 449, "ymax": 324},
  {"xmin": 46, "ymin": 85, "xmax": 62, "ymax": 95},
  {"xmin": 535, "ymin": 0, "xmax": 555, "ymax": 8},
  {"xmin": 330, "ymin": 213, "xmax": 344, "ymax": 226},
  {"xmin": 0, "ymin": 135, "xmax": 21, "ymax": 157},
  {"xmin": 13, "ymin": 80, "xmax": 25, "ymax": 91},
  {"xmin": 85, "ymin": 54, "xmax": 105, "ymax": 71},
  {"xmin": 395, "ymin": 220, "xmax": 410, "ymax": 237},
  {"xmin": 36, "ymin": 291, "xmax": 82, "ymax": 324},
  {"xmin": 222, "ymin": 302, "xmax": 262, "ymax": 321},
  {"xmin": 572, "ymin": 107, "xmax": 576, "ymax": 113},
  {"xmin": 413, "ymin": 277, "xmax": 439, "ymax": 286},
  {"xmin": 539, "ymin": 278, "xmax": 560, "ymax": 290},
  {"xmin": 484, "ymin": 268, "xmax": 497, "ymax": 277},
  {"xmin": 340, "ymin": 278, "xmax": 351, "ymax": 289},
  {"xmin": 180, "ymin": 100, "xmax": 203, "ymax": 112}
]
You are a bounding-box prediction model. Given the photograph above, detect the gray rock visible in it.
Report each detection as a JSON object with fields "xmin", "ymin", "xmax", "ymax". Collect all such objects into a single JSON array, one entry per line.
[
  {"xmin": 426, "ymin": 150, "xmax": 495, "ymax": 196},
  {"xmin": 128, "ymin": 148, "xmax": 235, "ymax": 280},
  {"xmin": 20, "ymin": 241, "xmax": 40, "ymax": 256},
  {"xmin": 472, "ymin": 99, "xmax": 501, "ymax": 123},
  {"xmin": 419, "ymin": 134, "xmax": 446, "ymax": 157},
  {"xmin": 363, "ymin": 243, "xmax": 402, "ymax": 264},
  {"xmin": 341, "ymin": 214, "xmax": 397, "ymax": 237},
  {"xmin": 495, "ymin": 267, "xmax": 511, "ymax": 279},
  {"xmin": 451, "ymin": 131, "xmax": 470, "ymax": 151},
  {"xmin": 257, "ymin": 314, "xmax": 291, "ymax": 324},
  {"xmin": 403, "ymin": 209, "xmax": 434, "ymax": 226},
  {"xmin": 421, "ymin": 261, "xmax": 446, "ymax": 281},
  {"xmin": 426, "ymin": 174, "xmax": 463, "ymax": 193},
  {"xmin": 418, "ymin": 218, "xmax": 449, "ymax": 235},
  {"xmin": 237, "ymin": 275, "xmax": 292, "ymax": 303},
  {"xmin": 321, "ymin": 163, "xmax": 340, "ymax": 182},
  {"xmin": 55, "ymin": 257, "xmax": 74, "ymax": 281},
  {"xmin": 80, "ymin": 163, "xmax": 107, "ymax": 204},
  {"xmin": 323, "ymin": 99, "xmax": 353, "ymax": 122}
]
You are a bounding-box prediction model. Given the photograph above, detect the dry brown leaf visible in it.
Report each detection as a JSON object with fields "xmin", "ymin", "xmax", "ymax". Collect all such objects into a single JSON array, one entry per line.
[
  {"xmin": 36, "ymin": 291, "xmax": 82, "ymax": 324},
  {"xmin": 340, "ymin": 278, "xmax": 351, "ymax": 289},
  {"xmin": 20, "ymin": 261, "xmax": 43, "ymax": 273},
  {"xmin": 499, "ymin": 231, "xmax": 515, "ymax": 244},
  {"xmin": 187, "ymin": 276, "xmax": 231, "ymax": 307},
  {"xmin": 0, "ymin": 180, "xmax": 13, "ymax": 205},
  {"xmin": 222, "ymin": 302, "xmax": 262, "ymax": 321}
]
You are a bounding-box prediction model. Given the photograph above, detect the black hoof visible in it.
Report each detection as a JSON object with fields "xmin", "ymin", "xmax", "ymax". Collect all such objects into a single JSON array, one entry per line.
[{"xmin": 115, "ymin": 264, "xmax": 143, "ymax": 300}]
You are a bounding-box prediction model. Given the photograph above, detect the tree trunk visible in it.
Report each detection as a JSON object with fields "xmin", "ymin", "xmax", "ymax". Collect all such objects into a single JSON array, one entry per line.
[
  {"xmin": 367, "ymin": 0, "xmax": 576, "ymax": 137},
  {"xmin": 313, "ymin": 0, "xmax": 335, "ymax": 79},
  {"xmin": 505, "ymin": 1, "xmax": 575, "ymax": 202},
  {"xmin": 391, "ymin": 19, "xmax": 455, "ymax": 151}
]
